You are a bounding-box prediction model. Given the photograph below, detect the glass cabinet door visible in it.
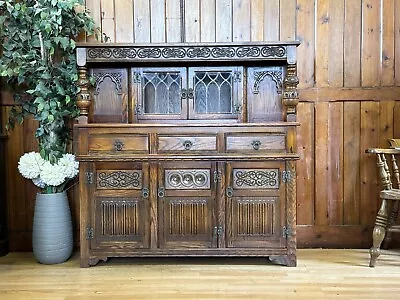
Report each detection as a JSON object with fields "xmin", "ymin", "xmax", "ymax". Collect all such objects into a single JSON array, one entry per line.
[
  {"xmin": 132, "ymin": 67, "xmax": 243, "ymax": 122},
  {"xmin": 188, "ymin": 67, "xmax": 243, "ymax": 120},
  {"xmin": 133, "ymin": 68, "xmax": 187, "ymax": 121}
]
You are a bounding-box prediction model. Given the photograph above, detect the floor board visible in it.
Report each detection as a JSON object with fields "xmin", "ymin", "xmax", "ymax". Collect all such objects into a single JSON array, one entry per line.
[{"xmin": 1, "ymin": 249, "xmax": 400, "ymax": 299}]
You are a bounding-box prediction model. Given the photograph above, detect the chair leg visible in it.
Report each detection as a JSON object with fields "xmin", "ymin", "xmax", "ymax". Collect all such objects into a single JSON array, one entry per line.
[
  {"xmin": 382, "ymin": 200, "xmax": 399, "ymax": 249},
  {"xmin": 369, "ymin": 199, "xmax": 389, "ymax": 267}
]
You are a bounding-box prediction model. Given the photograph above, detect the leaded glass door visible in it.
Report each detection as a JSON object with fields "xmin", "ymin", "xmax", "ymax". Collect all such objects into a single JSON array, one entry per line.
[
  {"xmin": 133, "ymin": 68, "xmax": 187, "ymax": 121},
  {"xmin": 188, "ymin": 67, "xmax": 243, "ymax": 120}
]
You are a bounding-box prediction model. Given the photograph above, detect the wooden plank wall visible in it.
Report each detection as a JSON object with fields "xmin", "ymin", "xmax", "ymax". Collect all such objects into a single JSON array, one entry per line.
[{"xmin": 1, "ymin": 0, "xmax": 400, "ymax": 250}]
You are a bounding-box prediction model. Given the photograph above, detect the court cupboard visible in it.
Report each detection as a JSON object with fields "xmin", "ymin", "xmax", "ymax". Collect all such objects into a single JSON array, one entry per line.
[{"xmin": 73, "ymin": 41, "xmax": 300, "ymax": 267}]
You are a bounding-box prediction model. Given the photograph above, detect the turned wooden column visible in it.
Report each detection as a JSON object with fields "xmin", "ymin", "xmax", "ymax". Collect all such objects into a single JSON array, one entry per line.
[{"xmin": 76, "ymin": 47, "xmax": 91, "ymax": 124}]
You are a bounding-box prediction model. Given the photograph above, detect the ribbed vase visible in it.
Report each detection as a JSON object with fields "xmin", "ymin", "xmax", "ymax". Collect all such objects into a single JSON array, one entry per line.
[{"xmin": 32, "ymin": 191, "xmax": 73, "ymax": 264}]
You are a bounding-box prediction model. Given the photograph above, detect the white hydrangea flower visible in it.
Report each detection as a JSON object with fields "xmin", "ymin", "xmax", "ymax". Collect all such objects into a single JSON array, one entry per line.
[
  {"xmin": 58, "ymin": 153, "xmax": 79, "ymax": 179},
  {"xmin": 39, "ymin": 161, "xmax": 66, "ymax": 187},
  {"xmin": 18, "ymin": 151, "xmax": 79, "ymax": 192},
  {"xmin": 18, "ymin": 152, "xmax": 45, "ymax": 179}
]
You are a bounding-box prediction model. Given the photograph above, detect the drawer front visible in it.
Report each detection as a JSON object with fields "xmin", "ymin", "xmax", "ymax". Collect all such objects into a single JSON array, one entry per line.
[
  {"xmin": 226, "ymin": 134, "xmax": 286, "ymax": 152},
  {"xmin": 88, "ymin": 135, "xmax": 149, "ymax": 153},
  {"xmin": 158, "ymin": 136, "xmax": 217, "ymax": 152}
]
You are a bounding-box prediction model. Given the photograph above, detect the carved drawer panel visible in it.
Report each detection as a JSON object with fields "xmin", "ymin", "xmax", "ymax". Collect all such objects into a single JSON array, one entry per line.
[
  {"xmin": 158, "ymin": 135, "xmax": 217, "ymax": 152},
  {"xmin": 233, "ymin": 169, "xmax": 279, "ymax": 189},
  {"xmin": 165, "ymin": 169, "xmax": 211, "ymax": 190},
  {"xmin": 88, "ymin": 134, "xmax": 149, "ymax": 153},
  {"xmin": 226, "ymin": 134, "xmax": 285, "ymax": 152},
  {"xmin": 97, "ymin": 170, "xmax": 142, "ymax": 189}
]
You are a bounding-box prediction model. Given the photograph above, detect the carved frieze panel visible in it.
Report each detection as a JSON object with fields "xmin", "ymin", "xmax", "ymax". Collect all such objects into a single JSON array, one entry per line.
[
  {"xmin": 233, "ymin": 169, "xmax": 279, "ymax": 189},
  {"xmin": 97, "ymin": 170, "xmax": 142, "ymax": 189},
  {"xmin": 86, "ymin": 45, "xmax": 287, "ymax": 62},
  {"xmin": 165, "ymin": 169, "xmax": 210, "ymax": 190}
]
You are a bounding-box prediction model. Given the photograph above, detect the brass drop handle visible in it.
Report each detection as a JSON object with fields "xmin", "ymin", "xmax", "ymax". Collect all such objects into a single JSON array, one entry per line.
[
  {"xmin": 183, "ymin": 140, "xmax": 193, "ymax": 150},
  {"xmin": 114, "ymin": 140, "xmax": 124, "ymax": 151},
  {"xmin": 158, "ymin": 187, "xmax": 165, "ymax": 198},
  {"xmin": 226, "ymin": 187, "xmax": 233, "ymax": 198},
  {"xmin": 251, "ymin": 140, "xmax": 261, "ymax": 150},
  {"xmin": 142, "ymin": 188, "xmax": 149, "ymax": 199}
]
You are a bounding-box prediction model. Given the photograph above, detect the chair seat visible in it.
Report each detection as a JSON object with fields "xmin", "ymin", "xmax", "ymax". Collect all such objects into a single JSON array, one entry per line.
[{"xmin": 380, "ymin": 189, "xmax": 400, "ymax": 200}]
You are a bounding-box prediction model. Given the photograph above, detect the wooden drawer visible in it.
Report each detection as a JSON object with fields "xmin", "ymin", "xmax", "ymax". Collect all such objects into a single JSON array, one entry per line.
[
  {"xmin": 226, "ymin": 134, "xmax": 286, "ymax": 152},
  {"xmin": 88, "ymin": 134, "xmax": 149, "ymax": 153},
  {"xmin": 158, "ymin": 135, "xmax": 217, "ymax": 152}
]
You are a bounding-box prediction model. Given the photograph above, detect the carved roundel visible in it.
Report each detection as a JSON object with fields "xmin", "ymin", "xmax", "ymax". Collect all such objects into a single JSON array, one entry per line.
[{"xmin": 165, "ymin": 169, "xmax": 210, "ymax": 190}]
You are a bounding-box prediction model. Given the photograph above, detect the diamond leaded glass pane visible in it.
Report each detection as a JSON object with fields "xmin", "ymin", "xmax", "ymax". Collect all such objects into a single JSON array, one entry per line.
[
  {"xmin": 194, "ymin": 71, "xmax": 233, "ymax": 114},
  {"xmin": 143, "ymin": 72, "xmax": 181, "ymax": 114}
]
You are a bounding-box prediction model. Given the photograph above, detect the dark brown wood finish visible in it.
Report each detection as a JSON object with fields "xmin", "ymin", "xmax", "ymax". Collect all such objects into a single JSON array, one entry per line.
[
  {"xmin": 74, "ymin": 42, "xmax": 299, "ymax": 267},
  {"xmin": 0, "ymin": 103, "xmax": 7, "ymax": 256},
  {"xmin": 0, "ymin": 133, "xmax": 7, "ymax": 256}
]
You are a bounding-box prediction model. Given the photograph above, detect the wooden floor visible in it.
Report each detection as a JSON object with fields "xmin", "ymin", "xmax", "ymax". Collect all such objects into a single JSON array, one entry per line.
[{"xmin": 1, "ymin": 249, "xmax": 400, "ymax": 299}]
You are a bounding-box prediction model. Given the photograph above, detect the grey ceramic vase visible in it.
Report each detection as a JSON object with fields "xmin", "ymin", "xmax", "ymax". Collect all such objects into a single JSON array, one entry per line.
[{"xmin": 32, "ymin": 191, "xmax": 73, "ymax": 264}]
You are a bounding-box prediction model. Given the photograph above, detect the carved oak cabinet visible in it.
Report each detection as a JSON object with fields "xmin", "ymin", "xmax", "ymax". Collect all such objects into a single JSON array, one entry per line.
[{"xmin": 74, "ymin": 42, "xmax": 300, "ymax": 267}]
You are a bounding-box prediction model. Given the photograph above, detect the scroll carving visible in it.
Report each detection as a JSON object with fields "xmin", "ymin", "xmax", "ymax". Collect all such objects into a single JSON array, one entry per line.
[
  {"xmin": 233, "ymin": 169, "xmax": 279, "ymax": 189},
  {"xmin": 86, "ymin": 45, "xmax": 287, "ymax": 61},
  {"xmin": 97, "ymin": 170, "xmax": 142, "ymax": 189}
]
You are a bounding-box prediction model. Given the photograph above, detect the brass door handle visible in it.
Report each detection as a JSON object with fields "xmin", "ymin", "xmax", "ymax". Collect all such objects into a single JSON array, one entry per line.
[
  {"xmin": 183, "ymin": 140, "xmax": 193, "ymax": 150},
  {"xmin": 114, "ymin": 140, "xmax": 124, "ymax": 151},
  {"xmin": 251, "ymin": 140, "xmax": 261, "ymax": 150},
  {"xmin": 158, "ymin": 187, "xmax": 165, "ymax": 198}
]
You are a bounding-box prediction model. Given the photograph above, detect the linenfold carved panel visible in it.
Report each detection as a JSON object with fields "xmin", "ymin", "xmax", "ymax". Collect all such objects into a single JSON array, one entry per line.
[
  {"xmin": 97, "ymin": 170, "xmax": 142, "ymax": 189},
  {"xmin": 100, "ymin": 199, "xmax": 139, "ymax": 236},
  {"xmin": 165, "ymin": 169, "xmax": 210, "ymax": 189},
  {"xmin": 235, "ymin": 197, "xmax": 277, "ymax": 235},
  {"xmin": 168, "ymin": 198, "xmax": 209, "ymax": 235},
  {"xmin": 233, "ymin": 169, "xmax": 279, "ymax": 189}
]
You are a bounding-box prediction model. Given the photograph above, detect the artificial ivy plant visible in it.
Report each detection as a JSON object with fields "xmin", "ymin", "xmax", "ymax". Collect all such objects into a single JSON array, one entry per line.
[{"xmin": 0, "ymin": 0, "xmax": 98, "ymax": 163}]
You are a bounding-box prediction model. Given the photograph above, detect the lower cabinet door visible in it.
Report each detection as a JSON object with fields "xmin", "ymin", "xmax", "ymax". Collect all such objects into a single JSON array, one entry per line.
[
  {"xmin": 225, "ymin": 161, "xmax": 287, "ymax": 248},
  {"xmin": 158, "ymin": 162, "xmax": 217, "ymax": 249},
  {"xmin": 90, "ymin": 162, "xmax": 150, "ymax": 251}
]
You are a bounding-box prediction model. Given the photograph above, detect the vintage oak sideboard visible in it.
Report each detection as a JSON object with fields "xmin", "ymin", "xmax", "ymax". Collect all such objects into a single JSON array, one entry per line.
[{"xmin": 74, "ymin": 42, "xmax": 300, "ymax": 267}]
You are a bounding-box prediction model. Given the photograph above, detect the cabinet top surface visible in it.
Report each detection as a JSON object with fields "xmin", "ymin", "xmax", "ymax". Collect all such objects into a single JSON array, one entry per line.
[
  {"xmin": 77, "ymin": 41, "xmax": 301, "ymax": 48},
  {"xmin": 74, "ymin": 122, "xmax": 300, "ymax": 129}
]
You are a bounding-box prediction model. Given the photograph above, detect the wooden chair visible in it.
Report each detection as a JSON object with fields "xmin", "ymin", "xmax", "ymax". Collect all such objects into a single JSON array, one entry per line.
[{"xmin": 367, "ymin": 139, "xmax": 400, "ymax": 267}]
